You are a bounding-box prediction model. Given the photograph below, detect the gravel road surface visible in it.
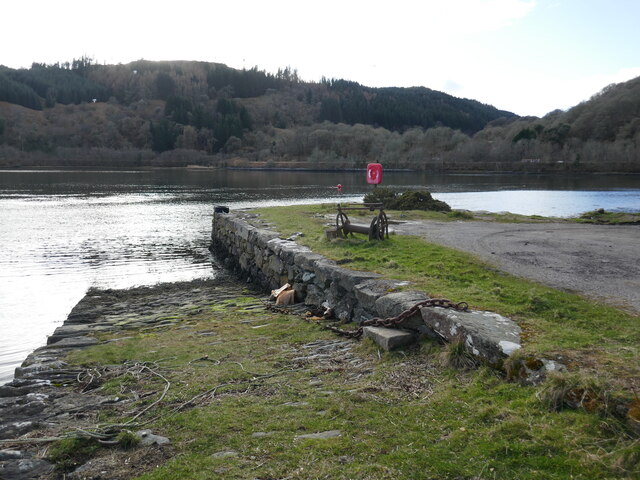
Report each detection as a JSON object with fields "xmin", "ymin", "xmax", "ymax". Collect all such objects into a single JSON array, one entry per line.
[{"xmin": 392, "ymin": 220, "xmax": 640, "ymax": 313}]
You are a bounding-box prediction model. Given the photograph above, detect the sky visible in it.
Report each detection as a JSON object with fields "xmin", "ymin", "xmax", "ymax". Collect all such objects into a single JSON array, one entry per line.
[{"xmin": 2, "ymin": 0, "xmax": 639, "ymax": 117}]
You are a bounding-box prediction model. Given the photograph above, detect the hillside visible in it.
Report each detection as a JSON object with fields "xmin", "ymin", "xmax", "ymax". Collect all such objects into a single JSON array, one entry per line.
[{"xmin": 0, "ymin": 58, "xmax": 639, "ymax": 172}]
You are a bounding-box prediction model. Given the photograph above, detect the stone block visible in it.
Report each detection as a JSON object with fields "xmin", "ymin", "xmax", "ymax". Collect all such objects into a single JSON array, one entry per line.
[
  {"xmin": 420, "ymin": 307, "xmax": 521, "ymax": 364},
  {"xmin": 301, "ymin": 271, "xmax": 316, "ymax": 283},
  {"xmin": 352, "ymin": 306, "xmax": 375, "ymax": 323},
  {"xmin": 253, "ymin": 229, "xmax": 279, "ymax": 249},
  {"xmin": 363, "ymin": 326, "xmax": 418, "ymax": 351},
  {"xmin": 278, "ymin": 243, "xmax": 312, "ymax": 265},
  {"xmin": 267, "ymin": 255, "xmax": 285, "ymax": 275},
  {"xmin": 334, "ymin": 293, "xmax": 357, "ymax": 322},
  {"xmin": 333, "ymin": 269, "xmax": 381, "ymax": 292},
  {"xmin": 313, "ymin": 259, "xmax": 340, "ymax": 288},
  {"xmin": 294, "ymin": 430, "xmax": 342, "ymax": 441},
  {"xmin": 266, "ymin": 238, "xmax": 289, "ymax": 256},
  {"xmin": 239, "ymin": 253, "xmax": 250, "ymax": 271},
  {"xmin": 353, "ymin": 279, "xmax": 411, "ymax": 312},
  {"xmin": 46, "ymin": 336, "xmax": 98, "ymax": 349},
  {"xmin": 373, "ymin": 291, "xmax": 429, "ymax": 330},
  {"xmin": 292, "ymin": 282, "xmax": 307, "ymax": 299},
  {"xmin": 294, "ymin": 251, "xmax": 325, "ymax": 271},
  {"xmin": 304, "ymin": 284, "xmax": 325, "ymax": 306}
]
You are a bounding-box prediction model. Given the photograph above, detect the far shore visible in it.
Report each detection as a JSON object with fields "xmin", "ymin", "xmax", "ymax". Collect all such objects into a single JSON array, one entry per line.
[{"xmin": 3, "ymin": 164, "xmax": 640, "ymax": 176}]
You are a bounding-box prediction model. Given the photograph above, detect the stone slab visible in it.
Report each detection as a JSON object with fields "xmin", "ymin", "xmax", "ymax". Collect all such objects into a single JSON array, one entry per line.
[
  {"xmin": 46, "ymin": 336, "xmax": 99, "ymax": 349},
  {"xmin": 362, "ymin": 326, "xmax": 418, "ymax": 351},
  {"xmin": 420, "ymin": 306, "xmax": 521, "ymax": 364},
  {"xmin": 294, "ymin": 430, "xmax": 342, "ymax": 440}
]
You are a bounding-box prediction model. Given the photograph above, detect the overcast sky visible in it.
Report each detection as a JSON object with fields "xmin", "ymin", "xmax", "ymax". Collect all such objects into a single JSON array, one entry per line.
[{"xmin": 2, "ymin": 0, "xmax": 639, "ymax": 117}]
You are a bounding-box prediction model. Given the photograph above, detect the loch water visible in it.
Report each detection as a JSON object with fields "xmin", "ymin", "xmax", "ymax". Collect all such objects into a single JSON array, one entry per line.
[{"xmin": 1, "ymin": 169, "xmax": 639, "ymax": 384}]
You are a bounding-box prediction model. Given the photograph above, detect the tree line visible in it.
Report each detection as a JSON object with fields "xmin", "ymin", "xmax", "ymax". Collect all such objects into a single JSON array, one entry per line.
[
  {"xmin": 0, "ymin": 59, "xmax": 638, "ymax": 172},
  {"xmin": 317, "ymin": 79, "xmax": 514, "ymax": 134}
]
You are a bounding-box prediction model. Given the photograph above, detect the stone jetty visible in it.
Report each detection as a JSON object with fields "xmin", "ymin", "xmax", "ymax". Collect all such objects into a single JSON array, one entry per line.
[{"xmin": 0, "ymin": 279, "xmax": 238, "ymax": 479}]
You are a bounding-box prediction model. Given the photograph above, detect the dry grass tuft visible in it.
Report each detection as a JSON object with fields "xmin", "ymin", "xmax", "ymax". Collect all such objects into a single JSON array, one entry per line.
[
  {"xmin": 438, "ymin": 337, "xmax": 479, "ymax": 370},
  {"xmin": 537, "ymin": 371, "xmax": 612, "ymax": 413}
]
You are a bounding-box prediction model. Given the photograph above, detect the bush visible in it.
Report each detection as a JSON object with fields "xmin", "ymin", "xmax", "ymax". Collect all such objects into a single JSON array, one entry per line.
[{"xmin": 363, "ymin": 187, "xmax": 451, "ymax": 211}]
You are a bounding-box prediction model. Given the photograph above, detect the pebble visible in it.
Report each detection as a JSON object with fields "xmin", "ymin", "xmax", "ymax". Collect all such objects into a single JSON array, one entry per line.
[
  {"xmin": 294, "ymin": 430, "xmax": 342, "ymax": 440},
  {"xmin": 211, "ymin": 450, "xmax": 238, "ymax": 458}
]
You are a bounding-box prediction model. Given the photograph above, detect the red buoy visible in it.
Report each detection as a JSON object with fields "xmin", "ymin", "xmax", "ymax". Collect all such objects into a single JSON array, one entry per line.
[{"xmin": 366, "ymin": 163, "xmax": 383, "ymax": 185}]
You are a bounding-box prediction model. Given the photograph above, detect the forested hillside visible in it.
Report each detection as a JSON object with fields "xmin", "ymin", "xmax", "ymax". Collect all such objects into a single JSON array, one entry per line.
[{"xmin": 0, "ymin": 58, "xmax": 638, "ymax": 172}]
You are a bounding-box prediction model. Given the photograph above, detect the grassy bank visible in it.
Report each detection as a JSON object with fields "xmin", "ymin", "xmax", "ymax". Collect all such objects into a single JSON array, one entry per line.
[
  {"xmin": 58, "ymin": 291, "xmax": 638, "ymax": 479},
  {"xmin": 344, "ymin": 208, "xmax": 640, "ymax": 225},
  {"xmin": 45, "ymin": 206, "xmax": 639, "ymax": 478},
  {"xmin": 255, "ymin": 205, "xmax": 639, "ymax": 386}
]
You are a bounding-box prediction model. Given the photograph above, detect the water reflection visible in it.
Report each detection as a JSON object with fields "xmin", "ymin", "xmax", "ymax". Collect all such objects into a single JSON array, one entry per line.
[{"xmin": 438, "ymin": 189, "xmax": 640, "ymax": 217}]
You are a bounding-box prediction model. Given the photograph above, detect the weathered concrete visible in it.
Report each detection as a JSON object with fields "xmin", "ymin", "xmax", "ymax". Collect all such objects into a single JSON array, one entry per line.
[{"xmin": 363, "ymin": 327, "xmax": 418, "ymax": 351}]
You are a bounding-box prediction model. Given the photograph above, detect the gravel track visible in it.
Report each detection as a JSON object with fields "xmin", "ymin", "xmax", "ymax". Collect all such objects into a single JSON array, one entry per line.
[{"xmin": 392, "ymin": 220, "xmax": 640, "ymax": 313}]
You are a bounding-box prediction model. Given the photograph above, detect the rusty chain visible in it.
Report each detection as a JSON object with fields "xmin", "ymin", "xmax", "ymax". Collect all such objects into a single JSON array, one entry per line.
[{"xmin": 326, "ymin": 298, "xmax": 469, "ymax": 339}]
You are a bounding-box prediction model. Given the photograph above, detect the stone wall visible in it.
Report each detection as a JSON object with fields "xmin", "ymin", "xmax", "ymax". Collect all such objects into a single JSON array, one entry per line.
[{"xmin": 211, "ymin": 210, "xmax": 526, "ymax": 365}]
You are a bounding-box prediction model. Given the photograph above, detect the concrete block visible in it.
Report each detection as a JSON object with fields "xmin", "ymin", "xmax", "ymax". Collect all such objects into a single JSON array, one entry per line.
[{"xmin": 363, "ymin": 326, "xmax": 418, "ymax": 350}]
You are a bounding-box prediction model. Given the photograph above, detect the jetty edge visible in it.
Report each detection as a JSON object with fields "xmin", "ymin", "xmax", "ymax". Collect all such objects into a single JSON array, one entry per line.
[{"xmin": 212, "ymin": 208, "xmax": 555, "ymax": 375}]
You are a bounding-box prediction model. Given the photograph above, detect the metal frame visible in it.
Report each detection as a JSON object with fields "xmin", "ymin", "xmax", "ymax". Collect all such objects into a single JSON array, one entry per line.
[{"xmin": 335, "ymin": 203, "xmax": 389, "ymax": 241}]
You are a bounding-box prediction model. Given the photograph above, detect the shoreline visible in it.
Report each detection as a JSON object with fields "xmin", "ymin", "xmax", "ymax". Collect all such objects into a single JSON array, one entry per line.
[
  {"xmin": 3, "ymin": 165, "xmax": 640, "ymax": 176},
  {"xmin": 0, "ymin": 278, "xmax": 245, "ymax": 478}
]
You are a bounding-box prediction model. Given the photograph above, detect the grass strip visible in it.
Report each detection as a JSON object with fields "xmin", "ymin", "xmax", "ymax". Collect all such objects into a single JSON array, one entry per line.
[{"xmin": 254, "ymin": 204, "xmax": 639, "ymax": 386}]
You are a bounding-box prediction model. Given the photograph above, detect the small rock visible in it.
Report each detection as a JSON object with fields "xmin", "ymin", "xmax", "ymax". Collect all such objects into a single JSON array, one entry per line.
[
  {"xmin": 136, "ymin": 429, "xmax": 171, "ymax": 446},
  {"xmin": 211, "ymin": 450, "xmax": 238, "ymax": 458},
  {"xmin": 47, "ymin": 336, "xmax": 98, "ymax": 349},
  {"xmin": 0, "ymin": 449, "xmax": 24, "ymax": 460},
  {"xmin": 0, "ymin": 458, "xmax": 54, "ymax": 479},
  {"xmin": 281, "ymin": 401, "xmax": 309, "ymax": 407},
  {"xmin": 251, "ymin": 432, "xmax": 273, "ymax": 438},
  {"xmin": 294, "ymin": 430, "xmax": 342, "ymax": 440}
]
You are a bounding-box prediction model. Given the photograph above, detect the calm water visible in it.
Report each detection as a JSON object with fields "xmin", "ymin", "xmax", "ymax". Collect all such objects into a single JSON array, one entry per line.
[{"xmin": 1, "ymin": 169, "xmax": 639, "ymax": 384}]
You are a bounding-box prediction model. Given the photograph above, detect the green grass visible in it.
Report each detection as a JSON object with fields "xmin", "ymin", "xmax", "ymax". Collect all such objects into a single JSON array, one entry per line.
[
  {"xmin": 342, "ymin": 207, "xmax": 640, "ymax": 225},
  {"xmin": 51, "ymin": 205, "xmax": 640, "ymax": 478},
  {"xmin": 575, "ymin": 210, "xmax": 640, "ymax": 225},
  {"xmin": 255, "ymin": 204, "xmax": 639, "ymax": 384},
  {"xmin": 62, "ymin": 299, "xmax": 639, "ymax": 479}
]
